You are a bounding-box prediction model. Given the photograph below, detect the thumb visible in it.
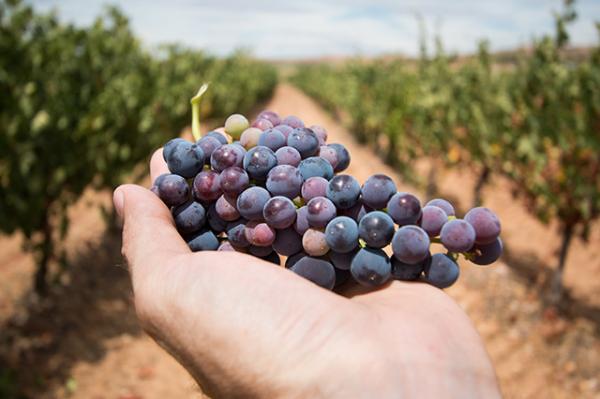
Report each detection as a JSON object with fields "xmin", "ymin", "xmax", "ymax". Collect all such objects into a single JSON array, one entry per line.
[{"xmin": 113, "ymin": 184, "xmax": 190, "ymax": 274}]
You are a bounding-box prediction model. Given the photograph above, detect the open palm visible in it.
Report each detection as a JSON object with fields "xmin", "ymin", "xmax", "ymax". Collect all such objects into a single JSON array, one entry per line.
[{"xmin": 112, "ymin": 150, "xmax": 500, "ymax": 398}]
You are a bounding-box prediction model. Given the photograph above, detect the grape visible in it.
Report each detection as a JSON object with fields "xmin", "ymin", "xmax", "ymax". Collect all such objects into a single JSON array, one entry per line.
[
  {"xmin": 196, "ymin": 136, "xmax": 222, "ymax": 163},
  {"xmin": 294, "ymin": 206, "xmax": 310, "ymax": 235},
  {"xmin": 215, "ymin": 194, "xmax": 240, "ymax": 221},
  {"xmin": 391, "ymin": 255, "xmax": 430, "ymax": 281},
  {"xmin": 218, "ymin": 241, "xmax": 238, "ymax": 252},
  {"xmin": 258, "ymin": 128, "xmax": 286, "ymax": 151},
  {"xmin": 237, "ymin": 186, "xmax": 271, "ymax": 221},
  {"xmin": 243, "ymin": 146, "xmax": 277, "ymax": 181},
  {"xmin": 301, "ymin": 176, "xmax": 328, "ymax": 201},
  {"xmin": 318, "ymin": 146, "xmax": 338, "ymax": 169},
  {"xmin": 361, "ymin": 174, "xmax": 397, "ymax": 209},
  {"xmin": 391, "ymin": 225, "xmax": 430, "ymax": 264},
  {"xmin": 172, "ymin": 200, "xmax": 206, "ymax": 234},
  {"xmin": 290, "ymin": 257, "xmax": 336, "ymax": 290},
  {"xmin": 261, "ymin": 251, "xmax": 281, "ymax": 265},
  {"xmin": 306, "ymin": 196, "xmax": 337, "ymax": 228},
  {"xmin": 151, "ymin": 173, "xmax": 168, "ymax": 196},
  {"xmin": 274, "ymin": 124, "xmax": 293, "ymax": 140},
  {"xmin": 358, "ymin": 211, "xmax": 395, "ymax": 248},
  {"xmin": 337, "ymin": 201, "xmax": 368, "ymax": 222},
  {"xmin": 350, "ymin": 248, "xmax": 391, "ymax": 287},
  {"xmin": 325, "ymin": 216, "xmax": 358, "ymax": 253},
  {"xmin": 425, "ymin": 198, "xmax": 455, "ymax": 217},
  {"xmin": 252, "ymin": 118, "xmax": 274, "ymax": 131},
  {"xmin": 193, "ymin": 170, "xmax": 222, "ymax": 202},
  {"xmin": 420, "ymin": 205, "xmax": 448, "ymax": 237},
  {"xmin": 227, "ymin": 221, "xmax": 250, "ymax": 248},
  {"xmin": 287, "ymin": 128, "xmax": 319, "ymax": 158},
  {"xmin": 329, "ymin": 247, "xmax": 359, "ymax": 270},
  {"xmin": 240, "ymin": 127, "xmax": 263, "ymax": 149},
  {"xmin": 282, "ymin": 115, "xmax": 305, "ymax": 129},
  {"xmin": 387, "ymin": 192, "xmax": 421, "ymax": 226},
  {"xmin": 219, "ymin": 166, "xmax": 249, "ymax": 195},
  {"xmin": 334, "ymin": 267, "xmax": 351, "ymax": 288},
  {"xmin": 440, "ymin": 219, "xmax": 476, "ymax": 252},
  {"xmin": 272, "ymin": 227, "xmax": 303, "ymax": 256},
  {"xmin": 163, "ymin": 138, "xmax": 187, "ymax": 161},
  {"xmin": 310, "ymin": 125, "xmax": 328, "ymax": 145},
  {"xmin": 265, "ymin": 164, "xmax": 303, "ymax": 199},
  {"xmin": 206, "ymin": 131, "xmax": 228, "ymax": 145},
  {"xmin": 328, "ymin": 143, "xmax": 350, "ymax": 172},
  {"xmin": 326, "ymin": 174, "xmax": 361, "ymax": 209},
  {"xmin": 256, "ymin": 110, "xmax": 281, "ymax": 126},
  {"xmin": 424, "ymin": 253, "xmax": 460, "ymax": 289},
  {"xmin": 224, "ymin": 114, "xmax": 249, "ymax": 139},
  {"xmin": 302, "ymin": 228, "xmax": 330, "ymax": 256},
  {"xmin": 464, "ymin": 207, "xmax": 501, "ymax": 245},
  {"xmin": 470, "ymin": 237, "xmax": 503, "ymax": 265},
  {"xmin": 207, "ymin": 203, "xmax": 228, "ymax": 233},
  {"xmin": 263, "ymin": 196, "xmax": 297, "ymax": 229},
  {"xmin": 187, "ymin": 228, "xmax": 219, "ymax": 251},
  {"xmin": 157, "ymin": 174, "xmax": 190, "ymax": 207},
  {"xmin": 244, "ymin": 221, "xmax": 276, "ymax": 247},
  {"xmin": 165, "ymin": 140, "xmax": 205, "ymax": 178},
  {"xmin": 275, "ymin": 146, "xmax": 302, "ymax": 167},
  {"xmin": 285, "ymin": 251, "xmax": 307, "ymax": 268},
  {"xmin": 298, "ymin": 156, "xmax": 334, "ymax": 180},
  {"xmin": 211, "ymin": 144, "xmax": 245, "ymax": 172},
  {"xmin": 249, "ymin": 245, "xmax": 274, "ymax": 257}
]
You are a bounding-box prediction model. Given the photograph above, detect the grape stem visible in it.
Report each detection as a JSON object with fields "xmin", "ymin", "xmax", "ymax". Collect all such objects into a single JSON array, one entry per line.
[{"xmin": 191, "ymin": 83, "xmax": 210, "ymax": 141}]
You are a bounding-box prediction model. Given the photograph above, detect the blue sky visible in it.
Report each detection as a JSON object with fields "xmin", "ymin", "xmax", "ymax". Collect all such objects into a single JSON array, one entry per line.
[{"xmin": 31, "ymin": 0, "xmax": 600, "ymax": 59}]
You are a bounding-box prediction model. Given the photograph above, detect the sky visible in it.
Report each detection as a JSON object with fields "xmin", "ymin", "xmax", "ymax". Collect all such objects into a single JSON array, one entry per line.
[{"xmin": 31, "ymin": 0, "xmax": 600, "ymax": 59}]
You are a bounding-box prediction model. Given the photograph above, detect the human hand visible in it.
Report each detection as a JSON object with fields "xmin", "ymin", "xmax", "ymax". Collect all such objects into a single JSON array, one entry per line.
[{"xmin": 112, "ymin": 149, "xmax": 501, "ymax": 399}]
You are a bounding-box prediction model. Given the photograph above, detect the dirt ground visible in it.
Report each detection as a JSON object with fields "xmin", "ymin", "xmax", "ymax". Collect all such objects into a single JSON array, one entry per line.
[{"xmin": 1, "ymin": 83, "xmax": 599, "ymax": 399}]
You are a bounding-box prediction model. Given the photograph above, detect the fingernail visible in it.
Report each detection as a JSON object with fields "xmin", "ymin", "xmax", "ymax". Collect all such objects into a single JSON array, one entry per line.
[{"xmin": 113, "ymin": 187, "xmax": 125, "ymax": 219}]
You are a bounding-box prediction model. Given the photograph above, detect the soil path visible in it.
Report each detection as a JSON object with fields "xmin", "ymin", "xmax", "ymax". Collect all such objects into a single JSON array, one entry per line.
[{"xmin": 0, "ymin": 83, "xmax": 598, "ymax": 399}]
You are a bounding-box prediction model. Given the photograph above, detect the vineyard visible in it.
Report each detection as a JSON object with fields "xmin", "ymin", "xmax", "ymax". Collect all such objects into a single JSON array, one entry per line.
[{"xmin": 291, "ymin": 2, "xmax": 600, "ymax": 301}]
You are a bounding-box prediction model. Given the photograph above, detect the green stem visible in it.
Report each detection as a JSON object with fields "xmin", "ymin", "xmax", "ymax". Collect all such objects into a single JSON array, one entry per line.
[{"xmin": 190, "ymin": 83, "xmax": 210, "ymax": 141}]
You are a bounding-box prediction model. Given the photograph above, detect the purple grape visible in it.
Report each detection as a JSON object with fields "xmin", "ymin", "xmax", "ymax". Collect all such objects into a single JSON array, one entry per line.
[
  {"xmin": 172, "ymin": 200, "xmax": 206, "ymax": 234},
  {"xmin": 326, "ymin": 175, "xmax": 361, "ymax": 209},
  {"xmin": 274, "ymin": 124, "xmax": 293, "ymax": 140},
  {"xmin": 328, "ymin": 143, "xmax": 350, "ymax": 172},
  {"xmin": 470, "ymin": 237, "xmax": 503, "ymax": 265},
  {"xmin": 325, "ymin": 216, "xmax": 359, "ymax": 253},
  {"xmin": 275, "ymin": 146, "xmax": 302, "ymax": 167},
  {"xmin": 258, "ymin": 128, "xmax": 286, "ymax": 151},
  {"xmin": 425, "ymin": 198, "xmax": 455, "ymax": 217},
  {"xmin": 240, "ymin": 127, "xmax": 262, "ymax": 149},
  {"xmin": 256, "ymin": 110, "xmax": 281, "ymax": 126},
  {"xmin": 464, "ymin": 207, "xmax": 501, "ymax": 245},
  {"xmin": 334, "ymin": 267, "xmax": 351, "ymax": 287},
  {"xmin": 163, "ymin": 138, "xmax": 187, "ymax": 161},
  {"xmin": 157, "ymin": 174, "xmax": 190, "ymax": 207},
  {"xmin": 302, "ymin": 228, "xmax": 330, "ymax": 256},
  {"xmin": 243, "ymin": 146, "xmax": 277, "ymax": 181},
  {"xmin": 391, "ymin": 254, "xmax": 430, "ymax": 281},
  {"xmin": 265, "ymin": 164, "xmax": 303, "ymax": 199},
  {"xmin": 187, "ymin": 228, "xmax": 219, "ymax": 251},
  {"xmin": 150, "ymin": 173, "xmax": 168, "ymax": 196},
  {"xmin": 298, "ymin": 156, "xmax": 334, "ymax": 180},
  {"xmin": 249, "ymin": 245, "xmax": 274, "ymax": 257},
  {"xmin": 290, "ymin": 257, "xmax": 336, "ymax": 290},
  {"xmin": 193, "ymin": 170, "xmax": 222, "ymax": 202},
  {"xmin": 282, "ymin": 115, "xmax": 305, "ymax": 129},
  {"xmin": 420, "ymin": 205, "xmax": 448, "ymax": 237},
  {"xmin": 424, "ymin": 253, "xmax": 460, "ymax": 288},
  {"xmin": 301, "ymin": 176, "xmax": 328, "ymax": 202},
  {"xmin": 211, "ymin": 144, "xmax": 245, "ymax": 172},
  {"xmin": 285, "ymin": 251, "xmax": 308, "ymax": 268},
  {"xmin": 207, "ymin": 203, "xmax": 228, "ymax": 233},
  {"xmin": 350, "ymin": 247, "xmax": 391, "ymax": 287},
  {"xmin": 237, "ymin": 186, "xmax": 271, "ymax": 221},
  {"xmin": 219, "ymin": 166, "xmax": 249, "ymax": 195},
  {"xmin": 218, "ymin": 241, "xmax": 238, "ymax": 252},
  {"xmin": 361, "ymin": 174, "xmax": 397, "ymax": 209},
  {"xmin": 294, "ymin": 206, "xmax": 310, "ymax": 235},
  {"xmin": 206, "ymin": 131, "xmax": 228, "ymax": 145},
  {"xmin": 318, "ymin": 146, "xmax": 338, "ymax": 169},
  {"xmin": 263, "ymin": 196, "xmax": 297, "ymax": 229},
  {"xmin": 306, "ymin": 196, "xmax": 337, "ymax": 228},
  {"xmin": 165, "ymin": 140, "xmax": 205, "ymax": 178},
  {"xmin": 358, "ymin": 211, "xmax": 395, "ymax": 248},
  {"xmin": 387, "ymin": 192, "xmax": 422, "ymax": 226},
  {"xmin": 261, "ymin": 251, "xmax": 281, "ymax": 265},
  {"xmin": 215, "ymin": 194, "xmax": 240, "ymax": 221},
  {"xmin": 310, "ymin": 125, "xmax": 328, "ymax": 145},
  {"xmin": 440, "ymin": 219, "xmax": 476, "ymax": 252},
  {"xmin": 227, "ymin": 221, "xmax": 250, "ymax": 248},
  {"xmin": 287, "ymin": 128, "xmax": 319, "ymax": 158},
  {"xmin": 196, "ymin": 136, "xmax": 222, "ymax": 163},
  {"xmin": 392, "ymin": 225, "xmax": 431, "ymax": 264},
  {"xmin": 252, "ymin": 118, "xmax": 274, "ymax": 131},
  {"xmin": 329, "ymin": 247, "xmax": 359, "ymax": 270},
  {"xmin": 272, "ymin": 227, "xmax": 303, "ymax": 256},
  {"xmin": 337, "ymin": 201, "xmax": 369, "ymax": 223},
  {"xmin": 245, "ymin": 221, "xmax": 276, "ymax": 247}
]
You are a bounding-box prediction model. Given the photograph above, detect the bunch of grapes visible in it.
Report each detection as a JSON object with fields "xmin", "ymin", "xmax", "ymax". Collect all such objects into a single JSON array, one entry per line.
[{"xmin": 153, "ymin": 108, "xmax": 502, "ymax": 292}]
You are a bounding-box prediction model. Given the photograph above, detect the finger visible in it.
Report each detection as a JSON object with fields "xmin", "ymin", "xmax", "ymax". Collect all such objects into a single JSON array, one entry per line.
[
  {"xmin": 113, "ymin": 184, "xmax": 190, "ymax": 274},
  {"xmin": 150, "ymin": 148, "xmax": 170, "ymax": 185}
]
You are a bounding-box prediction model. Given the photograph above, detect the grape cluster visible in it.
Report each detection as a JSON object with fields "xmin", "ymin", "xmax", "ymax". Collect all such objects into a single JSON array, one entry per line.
[{"xmin": 153, "ymin": 110, "xmax": 503, "ymax": 291}]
